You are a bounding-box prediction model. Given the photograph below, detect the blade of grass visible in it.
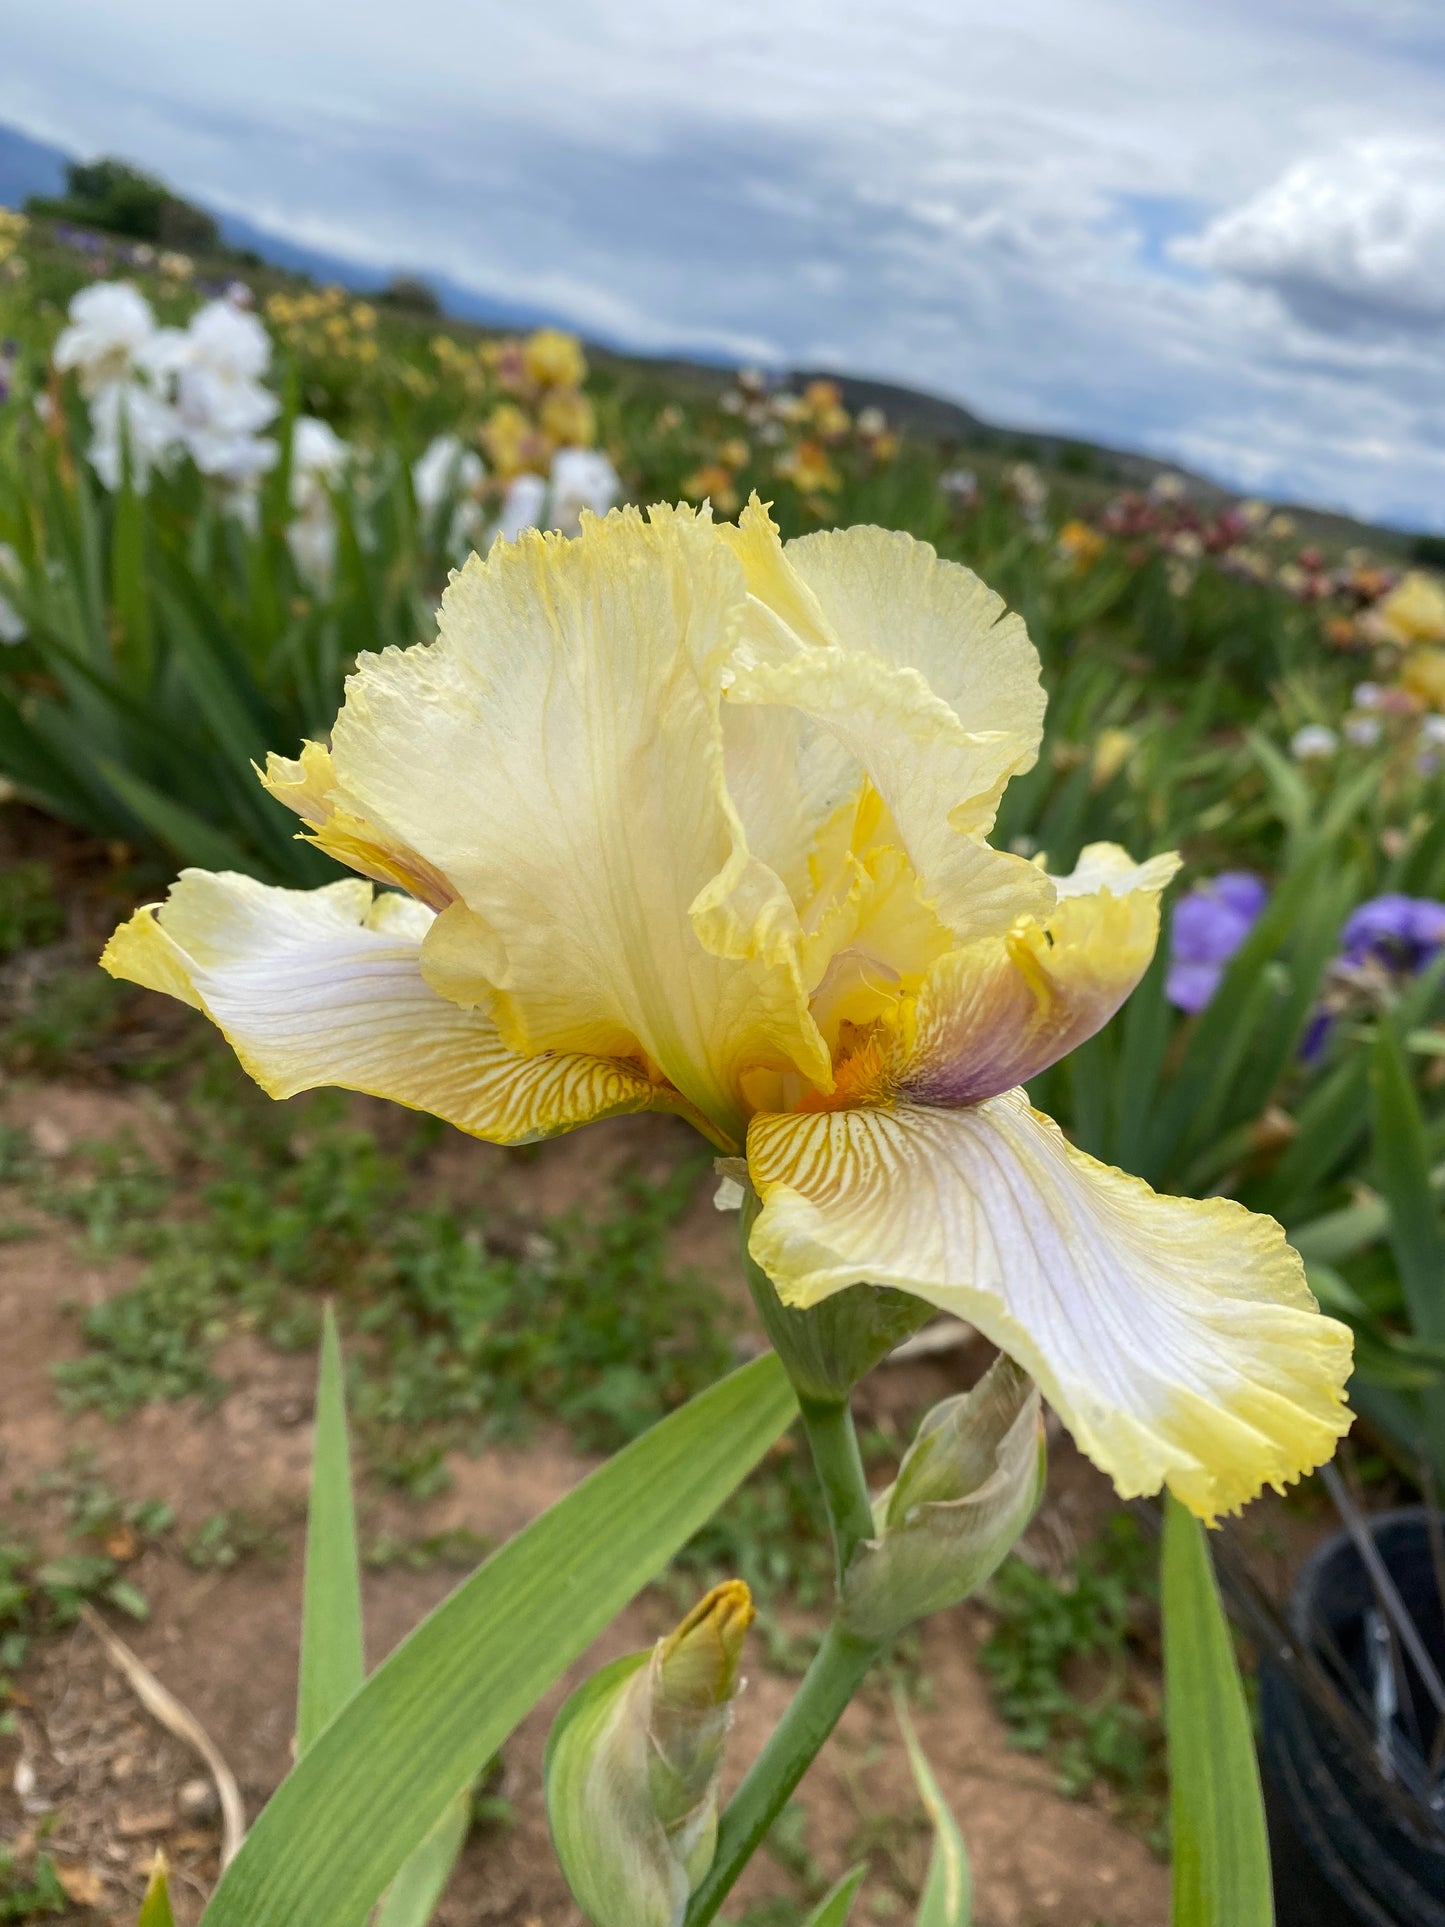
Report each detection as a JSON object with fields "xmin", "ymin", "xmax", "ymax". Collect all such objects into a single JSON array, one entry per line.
[
  {"xmin": 801, "ymin": 1863, "xmax": 870, "ymax": 1927},
  {"xmin": 1370, "ymin": 1023, "xmax": 1445, "ymax": 1473},
  {"xmin": 297, "ymin": 1308, "xmax": 365, "ymax": 1756},
  {"xmin": 1163, "ymin": 1496, "xmax": 1273, "ymax": 1927},
  {"xmin": 1141, "ymin": 854, "xmax": 1324, "ymax": 1184},
  {"xmin": 109, "ymin": 466, "xmax": 154, "ymax": 687},
  {"xmin": 1219, "ymin": 864, "xmax": 1354, "ymax": 1132},
  {"xmin": 200, "ymin": 1354, "xmax": 797, "ymax": 1927},
  {"xmin": 1252, "ymin": 1056, "xmax": 1368, "ymax": 1222},
  {"xmin": 1371, "ymin": 1023, "xmax": 1445, "ymax": 1345},
  {"xmin": 897, "ymin": 1698, "xmax": 971, "ymax": 1927},
  {"xmin": 1110, "ymin": 920, "xmax": 1173, "ymax": 1172},
  {"xmin": 93, "ymin": 756, "xmax": 261, "ymax": 873}
]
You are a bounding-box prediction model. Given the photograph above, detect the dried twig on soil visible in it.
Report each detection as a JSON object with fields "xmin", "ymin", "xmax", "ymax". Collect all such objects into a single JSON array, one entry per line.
[{"xmin": 78, "ymin": 1603, "xmax": 246, "ymax": 1866}]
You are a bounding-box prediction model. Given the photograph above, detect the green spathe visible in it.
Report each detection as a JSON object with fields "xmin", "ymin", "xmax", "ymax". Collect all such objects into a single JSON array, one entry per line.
[
  {"xmin": 737, "ymin": 1184, "xmax": 935, "ymax": 1402},
  {"xmin": 842, "ymin": 1356, "xmax": 1043, "ymax": 1641},
  {"xmin": 545, "ymin": 1582, "xmax": 754, "ymax": 1927}
]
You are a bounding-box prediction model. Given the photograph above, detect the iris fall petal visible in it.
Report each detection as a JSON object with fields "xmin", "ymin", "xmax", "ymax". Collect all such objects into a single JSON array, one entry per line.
[
  {"xmin": 101, "ymin": 872, "xmax": 667, "ymax": 1143},
  {"xmin": 746, "ymin": 1089, "xmax": 1353, "ymax": 1520}
]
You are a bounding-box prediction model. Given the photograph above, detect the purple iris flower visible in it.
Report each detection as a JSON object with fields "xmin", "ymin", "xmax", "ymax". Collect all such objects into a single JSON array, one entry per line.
[
  {"xmin": 1299, "ymin": 893, "xmax": 1445, "ymax": 1062},
  {"xmin": 1339, "ymin": 895, "xmax": 1445, "ymax": 974},
  {"xmin": 1166, "ymin": 871, "xmax": 1270, "ymax": 1012}
]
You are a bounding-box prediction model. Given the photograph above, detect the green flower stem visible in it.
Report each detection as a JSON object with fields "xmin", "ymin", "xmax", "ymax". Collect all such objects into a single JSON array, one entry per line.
[
  {"xmin": 682, "ymin": 1616, "xmax": 884, "ymax": 1927},
  {"xmin": 797, "ymin": 1392, "xmax": 877, "ymax": 1585},
  {"xmin": 684, "ymin": 1328, "xmax": 885, "ymax": 1921},
  {"xmin": 702, "ymin": 1206, "xmax": 890, "ymax": 1920}
]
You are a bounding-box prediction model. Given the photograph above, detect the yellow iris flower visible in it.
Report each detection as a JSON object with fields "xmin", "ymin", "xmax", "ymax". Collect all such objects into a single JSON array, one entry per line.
[
  {"xmin": 102, "ymin": 499, "xmax": 1352, "ymax": 1521},
  {"xmin": 1378, "ymin": 569, "xmax": 1445, "ymax": 648}
]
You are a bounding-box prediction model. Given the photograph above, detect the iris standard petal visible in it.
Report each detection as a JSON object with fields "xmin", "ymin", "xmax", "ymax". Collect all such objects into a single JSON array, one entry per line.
[
  {"xmin": 901, "ymin": 844, "xmax": 1181, "ymax": 1106},
  {"xmin": 324, "ymin": 505, "xmax": 828, "ymax": 1139},
  {"xmin": 100, "ymin": 871, "xmax": 671, "ymax": 1144},
  {"xmin": 721, "ymin": 503, "xmax": 1052, "ymax": 942},
  {"xmin": 258, "ymin": 739, "xmax": 456, "ymax": 911},
  {"xmin": 746, "ymin": 1090, "xmax": 1353, "ymax": 1520}
]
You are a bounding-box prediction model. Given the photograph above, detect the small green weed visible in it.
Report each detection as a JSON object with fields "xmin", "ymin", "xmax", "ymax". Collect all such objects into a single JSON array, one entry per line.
[
  {"xmin": 0, "ymin": 862, "xmax": 64, "ymax": 958},
  {"xmin": 0, "ymin": 1851, "xmax": 67, "ymax": 1920},
  {"xmin": 0, "ymin": 1125, "xmax": 40, "ymax": 1242},
  {"xmin": 978, "ymin": 1511, "xmax": 1166, "ymax": 1848},
  {"xmin": 677, "ymin": 1438, "xmax": 832, "ymax": 1613},
  {"xmin": 363, "ymin": 1526, "xmax": 493, "ymax": 1572},
  {"xmin": 184, "ymin": 1509, "xmax": 288, "ymax": 1571},
  {"xmin": 1, "ymin": 1460, "xmax": 169, "ymax": 1688},
  {"xmin": 50, "ymin": 1092, "xmax": 735, "ymax": 1485},
  {"xmin": 0, "ymin": 1125, "xmax": 36, "ymax": 1185},
  {"xmin": 470, "ymin": 1750, "xmax": 515, "ymax": 1833},
  {"xmin": 32, "ymin": 1136, "xmax": 170, "ymax": 1258},
  {"xmin": 0, "ymin": 966, "xmax": 124, "ymax": 1075},
  {"xmin": 762, "ymin": 1797, "xmax": 828, "ymax": 1901},
  {"xmin": 56, "ymin": 1463, "xmax": 173, "ymax": 1545},
  {"xmin": 52, "ymin": 1248, "xmax": 230, "ymax": 1414},
  {"xmin": 0, "ymin": 1462, "xmax": 179, "ymax": 1742},
  {"xmin": 0, "ymin": 1534, "xmax": 149, "ymax": 1699}
]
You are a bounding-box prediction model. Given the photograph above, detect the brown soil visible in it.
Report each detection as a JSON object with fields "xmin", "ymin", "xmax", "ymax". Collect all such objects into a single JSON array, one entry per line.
[{"xmin": 0, "ymin": 1069, "xmax": 1173, "ymax": 1927}]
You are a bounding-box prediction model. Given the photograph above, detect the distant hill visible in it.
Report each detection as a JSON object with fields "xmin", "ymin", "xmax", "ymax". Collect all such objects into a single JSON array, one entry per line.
[
  {"xmin": 0, "ymin": 124, "xmax": 68, "ymax": 207},
  {"xmin": 0, "ymin": 120, "xmax": 1423, "ymax": 552},
  {"xmin": 210, "ymin": 208, "xmax": 577, "ymax": 338},
  {"xmin": 0, "ymin": 121, "xmax": 578, "ymax": 337}
]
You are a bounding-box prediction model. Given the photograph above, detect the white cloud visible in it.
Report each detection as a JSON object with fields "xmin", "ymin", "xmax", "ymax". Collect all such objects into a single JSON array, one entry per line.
[
  {"xmin": 1181, "ymin": 139, "xmax": 1445, "ymax": 333},
  {"xmin": 2, "ymin": 1, "xmax": 1445, "ymax": 527}
]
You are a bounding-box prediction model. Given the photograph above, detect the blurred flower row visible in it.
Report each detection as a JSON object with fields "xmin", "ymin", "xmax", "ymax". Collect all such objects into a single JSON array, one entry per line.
[
  {"xmin": 1169, "ymin": 870, "xmax": 1445, "ymax": 1058},
  {"xmin": 42, "ymin": 280, "xmax": 622, "ymax": 591},
  {"xmin": 674, "ymin": 372, "xmax": 901, "ymax": 516}
]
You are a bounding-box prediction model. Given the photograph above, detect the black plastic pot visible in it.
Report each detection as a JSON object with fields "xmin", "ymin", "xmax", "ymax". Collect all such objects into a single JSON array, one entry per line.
[{"xmin": 1259, "ymin": 1507, "xmax": 1445, "ymax": 1927}]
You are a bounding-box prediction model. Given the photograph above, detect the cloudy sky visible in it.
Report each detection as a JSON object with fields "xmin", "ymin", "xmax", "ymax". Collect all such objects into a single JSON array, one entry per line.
[{"xmin": 4, "ymin": 0, "xmax": 1444, "ymax": 527}]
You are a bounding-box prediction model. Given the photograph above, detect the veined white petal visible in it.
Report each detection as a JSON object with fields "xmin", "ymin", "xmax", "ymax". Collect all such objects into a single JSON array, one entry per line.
[
  {"xmin": 747, "ymin": 1090, "xmax": 1352, "ymax": 1520},
  {"xmin": 101, "ymin": 871, "xmax": 668, "ymax": 1144}
]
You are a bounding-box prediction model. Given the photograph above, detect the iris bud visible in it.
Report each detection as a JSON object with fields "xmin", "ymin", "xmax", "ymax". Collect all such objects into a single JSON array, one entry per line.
[
  {"xmin": 842, "ymin": 1355, "xmax": 1043, "ymax": 1641},
  {"xmin": 544, "ymin": 1581, "xmax": 754, "ymax": 1927}
]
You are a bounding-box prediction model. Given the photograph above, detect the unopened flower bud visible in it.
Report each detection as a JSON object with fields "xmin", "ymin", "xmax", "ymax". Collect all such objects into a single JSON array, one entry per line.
[
  {"xmin": 842, "ymin": 1356, "xmax": 1043, "ymax": 1640},
  {"xmin": 545, "ymin": 1581, "xmax": 754, "ymax": 1927}
]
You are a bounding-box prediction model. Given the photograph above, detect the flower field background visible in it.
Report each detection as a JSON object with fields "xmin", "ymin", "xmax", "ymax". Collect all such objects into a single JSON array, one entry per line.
[{"xmin": 0, "ymin": 203, "xmax": 1443, "ymax": 1924}]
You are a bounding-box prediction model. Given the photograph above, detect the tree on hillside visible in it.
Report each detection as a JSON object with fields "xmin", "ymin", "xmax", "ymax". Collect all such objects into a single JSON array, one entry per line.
[
  {"xmin": 376, "ymin": 275, "xmax": 442, "ymax": 314},
  {"xmin": 27, "ymin": 157, "xmax": 220, "ymax": 253}
]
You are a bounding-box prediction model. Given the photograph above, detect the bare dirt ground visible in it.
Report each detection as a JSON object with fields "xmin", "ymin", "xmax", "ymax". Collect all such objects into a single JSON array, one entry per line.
[
  {"xmin": 0, "ymin": 783, "xmax": 1177, "ymax": 1927},
  {"xmin": 0, "ymin": 1068, "xmax": 1174, "ymax": 1927}
]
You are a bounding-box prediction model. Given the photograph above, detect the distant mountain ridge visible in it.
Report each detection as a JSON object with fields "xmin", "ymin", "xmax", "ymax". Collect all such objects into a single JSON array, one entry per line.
[
  {"xmin": 0, "ymin": 121, "xmax": 574, "ymax": 337},
  {"xmin": 0, "ymin": 120, "xmax": 1419, "ymax": 549},
  {"xmin": 0, "ymin": 123, "xmax": 68, "ymax": 207}
]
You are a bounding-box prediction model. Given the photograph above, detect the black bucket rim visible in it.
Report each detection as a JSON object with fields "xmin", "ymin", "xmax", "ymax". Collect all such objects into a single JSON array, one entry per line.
[{"xmin": 1261, "ymin": 1504, "xmax": 1445, "ymax": 1927}]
